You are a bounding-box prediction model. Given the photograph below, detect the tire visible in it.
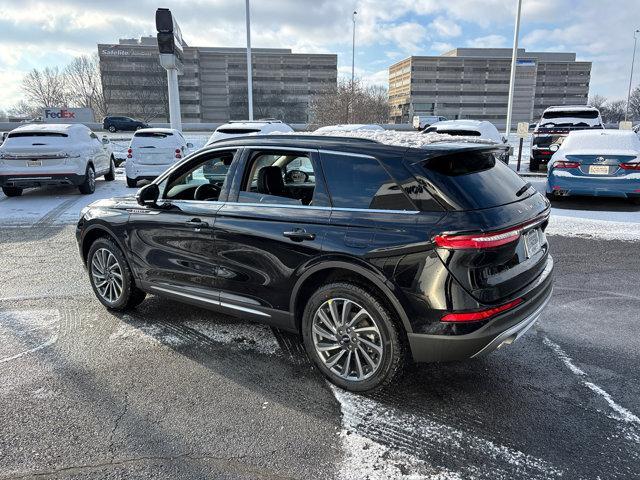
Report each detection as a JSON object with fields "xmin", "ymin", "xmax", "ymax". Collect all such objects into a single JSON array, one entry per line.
[
  {"xmin": 136, "ymin": 125, "xmax": 143, "ymax": 131},
  {"xmin": 2, "ymin": 186, "xmax": 23, "ymax": 197},
  {"xmin": 87, "ymin": 237, "xmax": 146, "ymax": 311},
  {"xmin": 104, "ymin": 157, "xmax": 115, "ymax": 181},
  {"xmin": 126, "ymin": 177, "xmax": 137, "ymax": 188},
  {"xmin": 108, "ymin": 125, "xmax": 116, "ymax": 133},
  {"xmin": 78, "ymin": 165, "xmax": 96, "ymax": 194},
  {"xmin": 629, "ymin": 197, "xmax": 640, "ymax": 205},
  {"xmin": 301, "ymin": 282, "xmax": 407, "ymax": 392},
  {"xmin": 529, "ymin": 159, "xmax": 540, "ymax": 172}
]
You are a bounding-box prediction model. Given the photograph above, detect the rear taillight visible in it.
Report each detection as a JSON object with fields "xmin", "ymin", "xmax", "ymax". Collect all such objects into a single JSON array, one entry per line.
[
  {"xmin": 441, "ymin": 298, "xmax": 523, "ymax": 323},
  {"xmin": 175, "ymin": 148, "xmax": 182, "ymax": 159},
  {"xmin": 620, "ymin": 162, "xmax": 640, "ymax": 170},
  {"xmin": 127, "ymin": 148, "xmax": 132, "ymax": 159},
  {"xmin": 434, "ymin": 217, "xmax": 546, "ymax": 250},
  {"xmin": 553, "ymin": 161, "xmax": 580, "ymax": 169}
]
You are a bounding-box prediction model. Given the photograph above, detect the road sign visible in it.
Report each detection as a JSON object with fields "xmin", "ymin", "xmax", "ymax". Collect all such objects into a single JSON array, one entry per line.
[{"xmin": 517, "ymin": 122, "xmax": 529, "ymax": 138}]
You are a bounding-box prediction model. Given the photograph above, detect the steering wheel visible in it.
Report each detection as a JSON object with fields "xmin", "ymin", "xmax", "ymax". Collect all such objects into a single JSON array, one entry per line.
[
  {"xmin": 284, "ymin": 169, "xmax": 309, "ymax": 184},
  {"xmin": 194, "ymin": 183, "xmax": 221, "ymax": 201}
]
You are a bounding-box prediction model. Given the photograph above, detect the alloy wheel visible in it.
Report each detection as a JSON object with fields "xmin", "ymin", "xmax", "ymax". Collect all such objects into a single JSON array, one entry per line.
[
  {"xmin": 91, "ymin": 248, "xmax": 123, "ymax": 303},
  {"xmin": 312, "ymin": 298, "xmax": 383, "ymax": 381}
]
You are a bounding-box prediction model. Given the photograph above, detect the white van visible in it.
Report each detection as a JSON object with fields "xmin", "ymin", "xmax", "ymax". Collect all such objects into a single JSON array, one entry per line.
[
  {"xmin": 0, "ymin": 123, "xmax": 114, "ymax": 196},
  {"xmin": 125, "ymin": 128, "xmax": 191, "ymax": 188}
]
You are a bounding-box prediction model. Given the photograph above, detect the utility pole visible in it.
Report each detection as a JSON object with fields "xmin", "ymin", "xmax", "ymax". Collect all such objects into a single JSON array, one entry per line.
[
  {"xmin": 245, "ymin": 0, "xmax": 254, "ymax": 121},
  {"xmin": 505, "ymin": 0, "xmax": 523, "ymax": 136},
  {"xmin": 351, "ymin": 10, "xmax": 357, "ymax": 123},
  {"xmin": 625, "ymin": 29, "xmax": 640, "ymax": 122}
]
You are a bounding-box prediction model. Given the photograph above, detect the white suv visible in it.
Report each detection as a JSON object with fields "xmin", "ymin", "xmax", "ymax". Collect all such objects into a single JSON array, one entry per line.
[
  {"xmin": 206, "ymin": 120, "xmax": 293, "ymax": 145},
  {"xmin": 125, "ymin": 128, "xmax": 192, "ymax": 188},
  {"xmin": 0, "ymin": 123, "xmax": 115, "ymax": 197}
]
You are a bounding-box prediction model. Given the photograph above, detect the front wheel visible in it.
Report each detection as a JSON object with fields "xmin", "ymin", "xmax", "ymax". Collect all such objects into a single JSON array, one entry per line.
[
  {"xmin": 108, "ymin": 125, "xmax": 116, "ymax": 133},
  {"xmin": 104, "ymin": 157, "xmax": 115, "ymax": 181},
  {"xmin": 78, "ymin": 165, "xmax": 96, "ymax": 194},
  {"xmin": 87, "ymin": 237, "xmax": 146, "ymax": 311},
  {"xmin": 302, "ymin": 282, "xmax": 407, "ymax": 392},
  {"xmin": 2, "ymin": 186, "xmax": 23, "ymax": 197}
]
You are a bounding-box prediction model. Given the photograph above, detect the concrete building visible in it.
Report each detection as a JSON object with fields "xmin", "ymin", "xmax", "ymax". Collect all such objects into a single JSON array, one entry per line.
[
  {"xmin": 98, "ymin": 37, "xmax": 337, "ymax": 123},
  {"xmin": 388, "ymin": 48, "xmax": 591, "ymax": 129}
]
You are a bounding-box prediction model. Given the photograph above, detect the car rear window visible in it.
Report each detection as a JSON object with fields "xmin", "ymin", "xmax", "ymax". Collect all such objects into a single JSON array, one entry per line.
[
  {"xmin": 8, "ymin": 132, "xmax": 68, "ymax": 138},
  {"xmin": 216, "ymin": 128, "xmax": 261, "ymax": 134},
  {"xmin": 560, "ymin": 132, "xmax": 640, "ymax": 151},
  {"xmin": 417, "ymin": 150, "xmax": 531, "ymax": 210},
  {"xmin": 542, "ymin": 110, "xmax": 599, "ymax": 120},
  {"xmin": 131, "ymin": 132, "xmax": 176, "ymax": 147},
  {"xmin": 426, "ymin": 128, "xmax": 481, "ymax": 137}
]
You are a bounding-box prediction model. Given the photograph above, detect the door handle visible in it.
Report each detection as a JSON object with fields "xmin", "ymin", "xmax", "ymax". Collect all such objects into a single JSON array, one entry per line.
[
  {"xmin": 283, "ymin": 229, "xmax": 316, "ymax": 242},
  {"xmin": 185, "ymin": 218, "xmax": 210, "ymax": 229}
]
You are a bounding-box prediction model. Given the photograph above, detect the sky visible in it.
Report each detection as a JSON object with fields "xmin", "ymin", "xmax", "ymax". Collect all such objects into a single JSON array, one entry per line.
[{"xmin": 0, "ymin": 0, "xmax": 638, "ymax": 111}]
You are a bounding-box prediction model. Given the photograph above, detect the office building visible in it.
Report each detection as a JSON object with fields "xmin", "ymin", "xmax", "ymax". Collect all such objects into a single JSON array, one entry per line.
[{"xmin": 388, "ymin": 48, "xmax": 591, "ymax": 128}]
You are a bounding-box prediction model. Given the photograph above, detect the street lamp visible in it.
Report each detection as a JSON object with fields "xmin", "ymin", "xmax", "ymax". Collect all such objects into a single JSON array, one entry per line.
[
  {"xmin": 625, "ymin": 28, "xmax": 640, "ymax": 122},
  {"xmin": 245, "ymin": 0, "xmax": 253, "ymax": 121},
  {"xmin": 351, "ymin": 10, "xmax": 357, "ymax": 123},
  {"xmin": 505, "ymin": 0, "xmax": 523, "ymax": 136}
]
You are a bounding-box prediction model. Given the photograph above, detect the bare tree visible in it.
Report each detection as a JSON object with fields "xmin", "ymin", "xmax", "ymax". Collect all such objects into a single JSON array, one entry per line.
[
  {"xmin": 8, "ymin": 100, "xmax": 41, "ymax": 120},
  {"xmin": 21, "ymin": 67, "xmax": 69, "ymax": 108},
  {"xmin": 588, "ymin": 94, "xmax": 607, "ymax": 112},
  {"xmin": 309, "ymin": 78, "xmax": 389, "ymax": 127},
  {"xmin": 65, "ymin": 54, "xmax": 104, "ymax": 112},
  {"xmin": 628, "ymin": 85, "xmax": 640, "ymax": 121}
]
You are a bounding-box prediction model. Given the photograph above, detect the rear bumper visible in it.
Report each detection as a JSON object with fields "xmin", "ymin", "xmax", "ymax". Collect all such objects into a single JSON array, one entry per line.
[
  {"xmin": 408, "ymin": 255, "xmax": 554, "ymax": 363},
  {"xmin": 547, "ymin": 173, "xmax": 640, "ymax": 198},
  {"xmin": 125, "ymin": 162, "xmax": 172, "ymax": 180},
  {"xmin": 0, "ymin": 173, "xmax": 85, "ymax": 188}
]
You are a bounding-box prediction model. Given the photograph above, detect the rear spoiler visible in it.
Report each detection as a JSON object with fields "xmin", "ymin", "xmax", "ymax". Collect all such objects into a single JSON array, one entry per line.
[{"xmin": 407, "ymin": 143, "xmax": 508, "ymax": 165}]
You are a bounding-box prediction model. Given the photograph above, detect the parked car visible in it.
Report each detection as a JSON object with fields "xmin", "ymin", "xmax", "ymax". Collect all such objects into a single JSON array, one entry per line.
[
  {"xmin": 413, "ymin": 115, "xmax": 448, "ymax": 130},
  {"xmin": 546, "ymin": 129, "xmax": 640, "ymax": 204},
  {"xmin": 103, "ymin": 116, "xmax": 148, "ymax": 133},
  {"xmin": 76, "ymin": 134, "xmax": 553, "ymax": 392},
  {"xmin": 422, "ymin": 120, "xmax": 511, "ymax": 163},
  {"xmin": 314, "ymin": 124, "xmax": 384, "ymax": 133},
  {"xmin": 530, "ymin": 105, "xmax": 604, "ymax": 171},
  {"xmin": 0, "ymin": 123, "xmax": 115, "ymax": 197},
  {"xmin": 125, "ymin": 128, "xmax": 192, "ymax": 188},
  {"xmin": 206, "ymin": 120, "xmax": 293, "ymax": 145}
]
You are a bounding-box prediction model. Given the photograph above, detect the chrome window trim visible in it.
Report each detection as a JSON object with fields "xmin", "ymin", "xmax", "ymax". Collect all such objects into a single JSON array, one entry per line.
[{"xmin": 223, "ymin": 202, "xmax": 419, "ymax": 215}]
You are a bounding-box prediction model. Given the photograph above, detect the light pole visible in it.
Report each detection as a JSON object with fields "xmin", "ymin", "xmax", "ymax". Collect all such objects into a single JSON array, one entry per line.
[
  {"xmin": 505, "ymin": 0, "xmax": 523, "ymax": 136},
  {"xmin": 351, "ymin": 10, "xmax": 357, "ymax": 123},
  {"xmin": 625, "ymin": 29, "xmax": 640, "ymax": 122},
  {"xmin": 245, "ymin": 0, "xmax": 253, "ymax": 121}
]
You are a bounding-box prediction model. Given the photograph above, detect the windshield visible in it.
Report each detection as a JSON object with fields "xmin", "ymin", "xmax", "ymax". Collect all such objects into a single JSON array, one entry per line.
[
  {"xmin": 7, "ymin": 132, "xmax": 68, "ymax": 138},
  {"xmin": 539, "ymin": 110, "xmax": 601, "ymax": 128}
]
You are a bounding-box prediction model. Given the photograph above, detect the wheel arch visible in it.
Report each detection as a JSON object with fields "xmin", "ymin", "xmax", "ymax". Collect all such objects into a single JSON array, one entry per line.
[
  {"xmin": 290, "ymin": 261, "xmax": 413, "ymax": 335},
  {"xmin": 81, "ymin": 223, "xmax": 127, "ymax": 266}
]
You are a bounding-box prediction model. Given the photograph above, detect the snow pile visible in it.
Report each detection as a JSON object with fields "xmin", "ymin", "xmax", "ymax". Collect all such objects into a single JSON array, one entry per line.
[
  {"xmin": 546, "ymin": 215, "xmax": 640, "ymax": 242},
  {"xmin": 273, "ymin": 129, "xmax": 496, "ymax": 149}
]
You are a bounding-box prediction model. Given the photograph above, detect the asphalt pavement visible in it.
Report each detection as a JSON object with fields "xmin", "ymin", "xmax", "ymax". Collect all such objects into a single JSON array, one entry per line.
[{"xmin": 1, "ymin": 222, "xmax": 639, "ymax": 479}]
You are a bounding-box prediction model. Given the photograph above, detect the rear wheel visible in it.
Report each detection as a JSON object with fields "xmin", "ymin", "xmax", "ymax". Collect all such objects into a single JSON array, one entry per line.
[
  {"xmin": 78, "ymin": 165, "xmax": 96, "ymax": 194},
  {"xmin": 108, "ymin": 125, "xmax": 116, "ymax": 133},
  {"xmin": 629, "ymin": 197, "xmax": 640, "ymax": 205},
  {"xmin": 302, "ymin": 282, "xmax": 407, "ymax": 392},
  {"xmin": 2, "ymin": 186, "xmax": 23, "ymax": 197},
  {"xmin": 104, "ymin": 157, "xmax": 115, "ymax": 181},
  {"xmin": 126, "ymin": 177, "xmax": 137, "ymax": 188},
  {"xmin": 87, "ymin": 237, "xmax": 146, "ymax": 311}
]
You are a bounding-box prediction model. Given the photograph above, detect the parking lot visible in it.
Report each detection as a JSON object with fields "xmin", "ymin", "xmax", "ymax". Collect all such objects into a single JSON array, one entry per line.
[{"xmin": 1, "ymin": 162, "xmax": 639, "ymax": 479}]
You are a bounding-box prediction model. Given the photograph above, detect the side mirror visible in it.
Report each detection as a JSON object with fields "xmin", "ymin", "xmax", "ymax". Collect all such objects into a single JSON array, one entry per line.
[
  {"xmin": 136, "ymin": 183, "xmax": 160, "ymax": 207},
  {"xmin": 186, "ymin": 142, "xmax": 194, "ymax": 148},
  {"xmin": 549, "ymin": 144, "xmax": 560, "ymax": 152}
]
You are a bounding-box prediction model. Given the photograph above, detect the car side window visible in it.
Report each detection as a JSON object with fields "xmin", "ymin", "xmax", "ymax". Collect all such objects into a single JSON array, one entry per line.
[
  {"xmin": 237, "ymin": 150, "xmax": 327, "ymax": 207},
  {"xmin": 164, "ymin": 150, "xmax": 236, "ymax": 201},
  {"xmin": 321, "ymin": 152, "xmax": 416, "ymax": 211}
]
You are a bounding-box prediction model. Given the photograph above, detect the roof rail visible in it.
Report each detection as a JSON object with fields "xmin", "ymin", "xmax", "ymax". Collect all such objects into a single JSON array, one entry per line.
[{"xmin": 255, "ymin": 134, "xmax": 381, "ymax": 144}]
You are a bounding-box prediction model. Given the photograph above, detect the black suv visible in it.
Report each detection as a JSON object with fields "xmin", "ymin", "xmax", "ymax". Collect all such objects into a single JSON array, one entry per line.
[
  {"xmin": 76, "ymin": 135, "xmax": 553, "ymax": 392},
  {"xmin": 103, "ymin": 116, "xmax": 148, "ymax": 133}
]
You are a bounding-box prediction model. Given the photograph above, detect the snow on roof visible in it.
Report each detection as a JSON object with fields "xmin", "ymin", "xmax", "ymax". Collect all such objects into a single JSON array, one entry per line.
[
  {"xmin": 134, "ymin": 127, "xmax": 180, "ymax": 134},
  {"xmin": 314, "ymin": 124, "xmax": 384, "ymax": 133},
  {"xmin": 285, "ymin": 129, "xmax": 496, "ymax": 149},
  {"xmin": 10, "ymin": 123, "xmax": 86, "ymax": 134},
  {"xmin": 544, "ymin": 105, "xmax": 599, "ymax": 112}
]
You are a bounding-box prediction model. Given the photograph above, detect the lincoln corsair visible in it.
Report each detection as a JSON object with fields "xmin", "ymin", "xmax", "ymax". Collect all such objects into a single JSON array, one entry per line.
[{"xmin": 76, "ymin": 135, "xmax": 553, "ymax": 392}]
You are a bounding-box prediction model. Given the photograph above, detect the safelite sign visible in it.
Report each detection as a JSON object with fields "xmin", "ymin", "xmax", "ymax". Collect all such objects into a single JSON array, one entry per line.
[{"xmin": 41, "ymin": 107, "xmax": 95, "ymax": 124}]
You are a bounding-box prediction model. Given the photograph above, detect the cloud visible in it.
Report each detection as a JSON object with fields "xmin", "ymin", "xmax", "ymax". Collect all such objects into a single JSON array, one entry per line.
[
  {"xmin": 428, "ymin": 16, "xmax": 461, "ymax": 38},
  {"xmin": 467, "ymin": 34, "xmax": 508, "ymax": 49}
]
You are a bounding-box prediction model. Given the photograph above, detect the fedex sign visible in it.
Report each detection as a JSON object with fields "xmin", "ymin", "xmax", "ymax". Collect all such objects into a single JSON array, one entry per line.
[
  {"xmin": 41, "ymin": 107, "xmax": 95, "ymax": 124},
  {"xmin": 45, "ymin": 109, "xmax": 76, "ymax": 119}
]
